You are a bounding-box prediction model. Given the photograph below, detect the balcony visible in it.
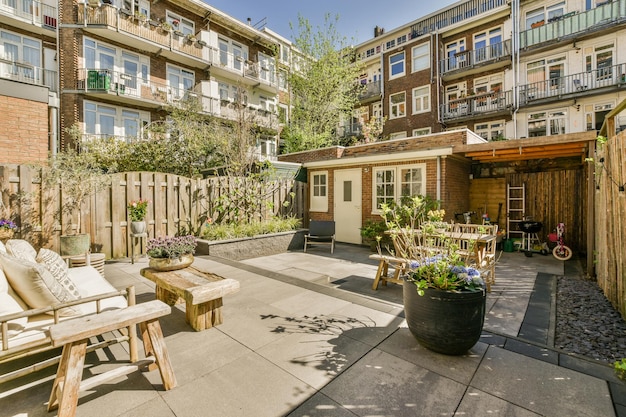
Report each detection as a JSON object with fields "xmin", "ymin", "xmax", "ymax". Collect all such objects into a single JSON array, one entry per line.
[
  {"xmin": 217, "ymin": 100, "xmax": 279, "ymax": 132},
  {"xmin": 440, "ymin": 39, "xmax": 511, "ymax": 78},
  {"xmin": 0, "ymin": 0, "xmax": 57, "ymax": 33},
  {"xmin": 76, "ymin": 4, "xmax": 205, "ymax": 68},
  {"xmin": 520, "ymin": 0, "xmax": 626, "ymax": 51},
  {"xmin": 440, "ymin": 90, "xmax": 513, "ymax": 122},
  {"xmin": 1, "ymin": 58, "xmax": 57, "ymax": 92},
  {"xmin": 358, "ymin": 81, "xmax": 382, "ymax": 103},
  {"xmin": 207, "ymin": 48, "xmax": 277, "ymax": 94},
  {"xmin": 519, "ymin": 64, "xmax": 626, "ymax": 106},
  {"xmin": 337, "ymin": 122, "xmax": 363, "ymax": 138}
]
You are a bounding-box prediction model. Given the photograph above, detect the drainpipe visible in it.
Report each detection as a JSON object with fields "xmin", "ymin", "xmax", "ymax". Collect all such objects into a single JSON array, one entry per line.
[
  {"xmin": 50, "ymin": 106, "xmax": 58, "ymax": 155},
  {"xmin": 435, "ymin": 31, "xmax": 442, "ymax": 127},
  {"xmin": 511, "ymin": 0, "xmax": 520, "ymax": 139},
  {"xmin": 436, "ymin": 155, "xmax": 442, "ymax": 202}
]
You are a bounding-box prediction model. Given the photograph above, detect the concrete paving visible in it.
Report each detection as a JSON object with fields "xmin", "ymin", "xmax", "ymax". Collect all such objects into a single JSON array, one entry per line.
[{"xmin": 1, "ymin": 244, "xmax": 624, "ymax": 416}]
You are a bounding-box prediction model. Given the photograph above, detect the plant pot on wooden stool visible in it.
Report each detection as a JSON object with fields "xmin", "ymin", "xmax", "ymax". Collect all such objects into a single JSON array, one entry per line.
[
  {"xmin": 130, "ymin": 221, "xmax": 147, "ymax": 234},
  {"xmin": 60, "ymin": 233, "xmax": 91, "ymax": 257}
]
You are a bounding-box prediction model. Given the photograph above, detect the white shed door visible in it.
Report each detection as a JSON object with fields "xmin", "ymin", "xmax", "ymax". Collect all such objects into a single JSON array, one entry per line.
[{"xmin": 334, "ymin": 169, "xmax": 362, "ymax": 244}]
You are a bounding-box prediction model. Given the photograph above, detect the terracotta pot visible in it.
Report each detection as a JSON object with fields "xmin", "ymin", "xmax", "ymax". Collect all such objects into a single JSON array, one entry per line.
[
  {"xmin": 148, "ymin": 254, "xmax": 194, "ymax": 271},
  {"xmin": 403, "ymin": 281, "xmax": 486, "ymax": 355}
]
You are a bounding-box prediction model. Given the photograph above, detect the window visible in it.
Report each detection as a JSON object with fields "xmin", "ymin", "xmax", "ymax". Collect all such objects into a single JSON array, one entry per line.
[
  {"xmin": 84, "ymin": 37, "xmax": 149, "ymax": 86},
  {"xmin": 526, "ymin": 56, "xmax": 565, "ymax": 96},
  {"xmin": 445, "ymin": 39, "xmax": 466, "ymax": 71},
  {"xmin": 389, "ymin": 92, "xmax": 406, "ymax": 119},
  {"xmin": 84, "ymin": 100, "xmax": 150, "ymax": 141},
  {"xmin": 167, "ymin": 65, "xmax": 194, "ymax": 99},
  {"xmin": 0, "ymin": 30, "xmax": 41, "ymax": 82},
  {"xmin": 474, "ymin": 121, "xmax": 505, "ymax": 141},
  {"xmin": 389, "ymin": 132, "xmax": 407, "ymax": 140},
  {"xmin": 413, "ymin": 127, "xmax": 431, "ymax": 136},
  {"xmin": 278, "ymin": 69, "xmax": 287, "ymax": 90},
  {"xmin": 473, "ymin": 27, "xmax": 502, "ymax": 62},
  {"xmin": 526, "ymin": 2, "xmax": 565, "ymax": 28},
  {"xmin": 585, "ymin": 103, "xmax": 613, "ymax": 131},
  {"xmin": 412, "ymin": 85, "xmax": 430, "ymax": 114},
  {"xmin": 411, "ymin": 43, "xmax": 430, "ymax": 72},
  {"xmin": 586, "ymin": 43, "xmax": 614, "ymax": 82},
  {"xmin": 166, "ymin": 12, "xmax": 194, "ymax": 35},
  {"xmin": 218, "ymin": 37, "xmax": 249, "ymax": 70},
  {"xmin": 373, "ymin": 165, "xmax": 426, "ymax": 211},
  {"xmin": 527, "ymin": 110, "xmax": 567, "ymax": 137},
  {"xmin": 258, "ymin": 52, "xmax": 275, "ymax": 84},
  {"xmin": 389, "ymin": 52, "xmax": 405, "ymax": 79},
  {"xmin": 279, "ymin": 43, "xmax": 290, "ymax": 63},
  {"xmin": 310, "ymin": 171, "xmax": 328, "ymax": 212}
]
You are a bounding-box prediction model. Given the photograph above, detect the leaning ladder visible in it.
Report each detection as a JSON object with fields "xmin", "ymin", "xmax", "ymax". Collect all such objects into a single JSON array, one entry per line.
[{"xmin": 506, "ymin": 183, "xmax": 525, "ymax": 242}]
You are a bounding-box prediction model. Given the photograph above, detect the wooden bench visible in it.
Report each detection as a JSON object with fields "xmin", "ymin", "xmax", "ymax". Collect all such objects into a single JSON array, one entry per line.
[
  {"xmin": 47, "ymin": 300, "xmax": 176, "ymax": 417},
  {"xmin": 369, "ymin": 254, "xmax": 408, "ymax": 290},
  {"xmin": 141, "ymin": 265, "xmax": 240, "ymax": 331}
]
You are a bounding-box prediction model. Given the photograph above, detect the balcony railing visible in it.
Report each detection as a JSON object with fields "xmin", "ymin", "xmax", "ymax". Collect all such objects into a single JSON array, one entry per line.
[
  {"xmin": 76, "ymin": 4, "xmax": 203, "ymax": 60},
  {"xmin": 1, "ymin": 58, "xmax": 57, "ymax": 92},
  {"xmin": 0, "ymin": 0, "xmax": 57, "ymax": 29},
  {"xmin": 520, "ymin": 0, "xmax": 626, "ymax": 49},
  {"xmin": 207, "ymin": 48, "xmax": 277, "ymax": 89},
  {"xmin": 337, "ymin": 122, "xmax": 363, "ymax": 138},
  {"xmin": 409, "ymin": 0, "xmax": 507, "ymax": 39},
  {"xmin": 440, "ymin": 39, "xmax": 511, "ymax": 75},
  {"xmin": 76, "ymin": 68, "xmax": 278, "ymax": 129},
  {"xmin": 519, "ymin": 63, "xmax": 626, "ymax": 105},
  {"xmin": 358, "ymin": 81, "xmax": 382, "ymax": 101},
  {"xmin": 440, "ymin": 90, "xmax": 513, "ymax": 121}
]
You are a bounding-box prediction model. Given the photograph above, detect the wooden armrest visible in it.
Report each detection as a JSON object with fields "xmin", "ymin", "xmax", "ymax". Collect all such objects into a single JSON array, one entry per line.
[{"xmin": 49, "ymin": 300, "xmax": 170, "ymax": 347}]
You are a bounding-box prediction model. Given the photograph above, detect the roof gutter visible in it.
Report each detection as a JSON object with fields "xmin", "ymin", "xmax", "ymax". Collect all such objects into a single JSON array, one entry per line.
[{"xmin": 302, "ymin": 148, "xmax": 454, "ymax": 168}]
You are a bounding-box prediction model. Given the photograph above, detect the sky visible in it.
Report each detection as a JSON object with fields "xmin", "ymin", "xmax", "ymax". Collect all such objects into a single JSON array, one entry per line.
[{"xmin": 205, "ymin": 0, "xmax": 460, "ymax": 45}]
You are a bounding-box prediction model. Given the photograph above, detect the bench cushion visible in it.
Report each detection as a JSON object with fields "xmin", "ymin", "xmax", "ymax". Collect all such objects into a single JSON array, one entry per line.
[
  {"xmin": 5, "ymin": 239, "xmax": 37, "ymax": 263},
  {"xmin": 0, "ymin": 268, "xmax": 27, "ymax": 339},
  {"xmin": 0, "ymin": 253, "xmax": 81, "ymax": 316}
]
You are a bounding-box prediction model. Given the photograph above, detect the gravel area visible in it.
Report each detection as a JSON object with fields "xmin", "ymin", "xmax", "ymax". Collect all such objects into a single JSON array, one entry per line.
[{"xmin": 555, "ymin": 274, "xmax": 626, "ymax": 364}]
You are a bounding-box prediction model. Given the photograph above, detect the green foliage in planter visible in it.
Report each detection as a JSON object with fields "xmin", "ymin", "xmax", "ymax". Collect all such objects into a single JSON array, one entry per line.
[
  {"xmin": 615, "ymin": 358, "xmax": 626, "ymax": 380},
  {"xmin": 200, "ymin": 217, "xmax": 301, "ymax": 241}
]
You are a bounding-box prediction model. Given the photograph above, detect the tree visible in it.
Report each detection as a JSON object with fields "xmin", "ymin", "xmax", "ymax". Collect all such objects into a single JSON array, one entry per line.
[{"xmin": 283, "ymin": 13, "xmax": 365, "ymax": 153}]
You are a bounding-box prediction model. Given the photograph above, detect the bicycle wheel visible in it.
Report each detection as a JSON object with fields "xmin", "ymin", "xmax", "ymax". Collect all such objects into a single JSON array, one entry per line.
[{"xmin": 553, "ymin": 245, "xmax": 573, "ymax": 261}]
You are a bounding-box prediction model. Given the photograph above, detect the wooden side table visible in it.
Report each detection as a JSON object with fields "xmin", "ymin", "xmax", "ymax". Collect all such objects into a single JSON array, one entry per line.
[
  {"xmin": 67, "ymin": 253, "xmax": 106, "ymax": 277},
  {"xmin": 140, "ymin": 265, "xmax": 240, "ymax": 331}
]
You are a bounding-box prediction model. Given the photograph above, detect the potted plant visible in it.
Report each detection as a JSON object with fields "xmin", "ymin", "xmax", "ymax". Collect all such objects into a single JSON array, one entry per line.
[
  {"xmin": 40, "ymin": 143, "xmax": 111, "ymax": 256},
  {"xmin": 381, "ymin": 196, "xmax": 489, "ymax": 355},
  {"xmin": 360, "ymin": 219, "xmax": 388, "ymax": 251},
  {"xmin": 147, "ymin": 235, "xmax": 197, "ymax": 271},
  {"xmin": 128, "ymin": 199, "xmax": 148, "ymax": 234},
  {"xmin": 0, "ymin": 218, "xmax": 17, "ymax": 242},
  {"xmin": 185, "ymin": 33, "xmax": 197, "ymax": 44},
  {"xmin": 160, "ymin": 22, "xmax": 172, "ymax": 32}
]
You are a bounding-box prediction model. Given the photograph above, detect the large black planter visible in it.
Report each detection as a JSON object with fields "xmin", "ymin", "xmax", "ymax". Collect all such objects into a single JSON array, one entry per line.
[{"xmin": 403, "ymin": 281, "xmax": 486, "ymax": 355}]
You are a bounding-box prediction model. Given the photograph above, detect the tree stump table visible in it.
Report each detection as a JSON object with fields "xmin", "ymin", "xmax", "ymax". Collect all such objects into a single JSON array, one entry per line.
[{"xmin": 140, "ymin": 265, "xmax": 240, "ymax": 331}]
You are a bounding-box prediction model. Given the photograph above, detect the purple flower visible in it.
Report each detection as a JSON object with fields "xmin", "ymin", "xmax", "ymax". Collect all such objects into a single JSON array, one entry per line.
[{"xmin": 0, "ymin": 219, "xmax": 17, "ymax": 230}]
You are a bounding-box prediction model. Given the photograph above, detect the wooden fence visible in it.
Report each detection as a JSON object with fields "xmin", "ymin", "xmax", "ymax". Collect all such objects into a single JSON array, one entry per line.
[
  {"xmin": 0, "ymin": 165, "xmax": 305, "ymax": 259},
  {"xmin": 594, "ymin": 130, "xmax": 626, "ymax": 317}
]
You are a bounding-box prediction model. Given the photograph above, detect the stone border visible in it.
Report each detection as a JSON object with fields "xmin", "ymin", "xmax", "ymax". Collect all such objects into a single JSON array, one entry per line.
[{"xmin": 195, "ymin": 230, "xmax": 306, "ymax": 261}]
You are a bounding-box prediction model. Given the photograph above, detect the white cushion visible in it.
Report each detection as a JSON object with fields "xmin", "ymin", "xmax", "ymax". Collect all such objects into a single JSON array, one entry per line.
[
  {"xmin": 0, "ymin": 268, "xmax": 27, "ymax": 339},
  {"xmin": 5, "ymin": 239, "xmax": 37, "ymax": 263},
  {"xmin": 36, "ymin": 248, "xmax": 81, "ymax": 299},
  {"xmin": 67, "ymin": 266, "xmax": 128, "ymax": 314},
  {"xmin": 0, "ymin": 253, "xmax": 80, "ymax": 316},
  {"xmin": 0, "ymin": 239, "xmax": 6, "ymax": 254}
]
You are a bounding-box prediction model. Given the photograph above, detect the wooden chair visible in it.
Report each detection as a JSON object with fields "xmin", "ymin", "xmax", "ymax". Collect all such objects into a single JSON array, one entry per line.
[{"xmin": 304, "ymin": 220, "xmax": 336, "ymax": 253}]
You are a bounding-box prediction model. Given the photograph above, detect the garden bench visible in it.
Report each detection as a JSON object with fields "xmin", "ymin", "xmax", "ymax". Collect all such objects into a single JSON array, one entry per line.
[
  {"xmin": 47, "ymin": 300, "xmax": 176, "ymax": 417},
  {"xmin": 369, "ymin": 253, "xmax": 407, "ymax": 289}
]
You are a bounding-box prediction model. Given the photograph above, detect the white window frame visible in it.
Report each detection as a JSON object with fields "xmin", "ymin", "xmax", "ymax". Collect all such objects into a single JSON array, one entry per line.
[
  {"xmin": 310, "ymin": 171, "xmax": 328, "ymax": 212},
  {"xmin": 527, "ymin": 110, "xmax": 567, "ymax": 137},
  {"xmin": 412, "ymin": 127, "xmax": 431, "ymax": 136},
  {"xmin": 372, "ymin": 164, "xmax": 426, "ymax": 213},
  {"xmin": 412, "ymin": 85, "xmax": 430, "ymax": 114},
  {"xmin": 166, "ymin": 11, "xmax": 194, "ymax": 35},
  {"xmin": 411, "ymin": 43, "xmax": 430, "ymax": 72},
  {"xmin": 83, "ymin": 100, "xmax": 150, "ymax": 141},
  {"xmin": 389, "ymin": 51, "xmax": 405, "ymax": 79},
  {"xmin": 474, "ymin": 120, "xmax": 505, "ymax": 141},
  {"xmin": 389, "ymin": 91, "xmax": 406, "ymax": 119},
  {"xmin": 166, "ymin": 64, "xmax": 194, "ymax": 99}
]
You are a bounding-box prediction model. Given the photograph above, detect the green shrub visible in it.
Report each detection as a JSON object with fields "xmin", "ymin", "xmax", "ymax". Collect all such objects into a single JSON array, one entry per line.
[{"xmin": 200, "ymin": 217, "xmax": 301, "ymax": 241}]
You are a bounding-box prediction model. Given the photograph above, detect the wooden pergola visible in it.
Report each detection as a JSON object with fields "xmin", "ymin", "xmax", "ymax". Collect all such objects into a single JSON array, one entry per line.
[{"xmin": 454, "ymin": 132, "xmax": 595, "ymax": 163}]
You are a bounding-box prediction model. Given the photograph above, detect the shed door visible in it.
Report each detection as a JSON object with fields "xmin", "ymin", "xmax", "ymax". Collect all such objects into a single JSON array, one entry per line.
[{"xmin": 334, "ymin": 169, "xmax": 362, "ymax": 244}]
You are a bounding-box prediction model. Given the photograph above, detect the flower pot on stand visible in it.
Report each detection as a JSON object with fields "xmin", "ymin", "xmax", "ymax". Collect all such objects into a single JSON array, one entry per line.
[
  {"xmin": 149, "ymin": 254, "xmax": 194, "ymax": 272},
  {"xmin": 130, "ymin": 221, "xmax": 147, "ymax": 235},
  {"xmin": 403, "ymin": 282, "xmax": 486, "ymax": 355}
]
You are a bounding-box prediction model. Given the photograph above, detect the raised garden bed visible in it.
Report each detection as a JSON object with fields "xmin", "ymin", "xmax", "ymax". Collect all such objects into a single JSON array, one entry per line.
[{"xmin": 195, "ymin": 230, "xmax": 306, "ymax": 261}]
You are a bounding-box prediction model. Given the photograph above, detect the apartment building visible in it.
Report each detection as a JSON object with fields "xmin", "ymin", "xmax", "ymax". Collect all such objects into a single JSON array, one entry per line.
[
  {"xmin": 1, "ymin": 0, "xmax": 283, "ymax": 164},
  {"xmin": 349, "ymin": 0, "xmax": 626, "ymax": 142}
]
